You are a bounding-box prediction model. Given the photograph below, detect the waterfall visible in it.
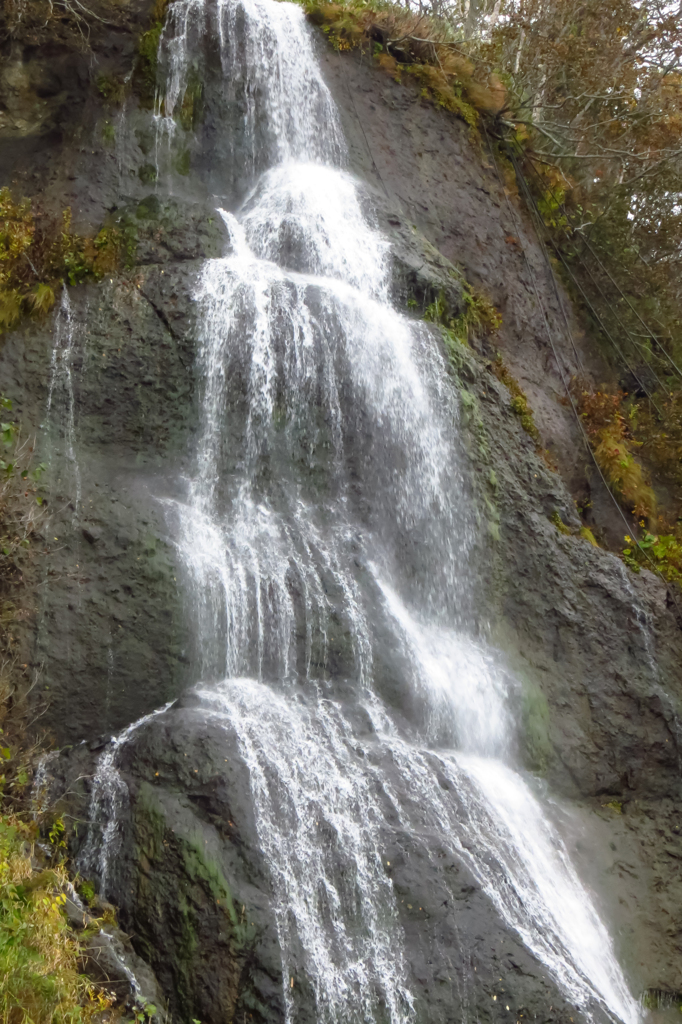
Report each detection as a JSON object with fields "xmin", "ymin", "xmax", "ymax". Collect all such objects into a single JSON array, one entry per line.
[{"xmin": 83, "ymin": 1, "xmax": 641, "ymax": 1022}]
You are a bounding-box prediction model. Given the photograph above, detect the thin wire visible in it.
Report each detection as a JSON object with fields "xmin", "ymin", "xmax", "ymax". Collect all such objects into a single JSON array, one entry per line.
[
  {"xmin": 483, "ymin": 125, "xmax": 681, "ymax": 611},
  {"xmin": 509, "ymin": 142, "xmax": 666, "ymax": 395},
  {"xmin": 523, "ymin": 173, "xmax": 675, "ymax": 392},
  {"xmin": 519, "ymin": 143, "xmax": 682, "ymax": 385},
  {"xmin": 346, "ymin": 78, "xmax": 390, "ymax": 199},
  {"xmin": 580, "ymin": 235, "xmax": 682, "ymax": 382},
  {"xmin": 570, "ymin": 253, "xmax": 670, "ymax": 394},
  {"xmin": 545, "ymin": 238, "xmax": 663, "ymax": 413},
  {"xmin": 505, "ymin": 141, "xmax": 665, "ymax": 416},
  {"xmin": 499, "ymin": 145, "xmax": 585, "ymax": 374}
]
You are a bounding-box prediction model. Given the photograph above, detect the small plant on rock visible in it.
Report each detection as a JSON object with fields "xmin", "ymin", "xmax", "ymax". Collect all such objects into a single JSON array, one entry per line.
[
  {"xmin": 623, "ymin": 531, "xmax": 682, "ymax": 582},
  {"xmin": 491, "ymin": 357, "xmax": 540, "ymax": 442},
  {"xmin": 424, "ymin": 285, "xmax": 501, "ymax": 350},
  {"xmin": 0, "ymin": 190, "xmax": 134, "ymax": 335}
]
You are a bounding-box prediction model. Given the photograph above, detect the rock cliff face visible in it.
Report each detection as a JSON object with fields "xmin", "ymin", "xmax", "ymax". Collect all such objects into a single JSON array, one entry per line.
[{"xmin": 2, "ymin": 2, "xmax": 681, "ymax": 1022}]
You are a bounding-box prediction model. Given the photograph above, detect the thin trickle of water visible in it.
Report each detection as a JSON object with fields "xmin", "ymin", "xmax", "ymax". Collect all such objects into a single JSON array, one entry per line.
[
  {"xmin": 105, "ymin": 635, "xmax": 115, "ymax": 733},
  {"xmin": 114, "ymin": 86, "xmax": 133, "ymax": 191},
  {"xmin": 31, "ymin": 750, "xmax": 60, "ymax": 820},
  {"xmin": 615, "ymin": 558, "xmax": 659, "ymax": 679},
  {"xmin": 46, "ymin": 288, "xmax": 81, "ymax": 520},
  {"xmin": 79, "ymin": 704, "xmax": 172, "ymax": 893},
  {"xmin": 615, "ymin": 559, "xmax": 682, "ymax": 781},
  {"xmin": 82, "ymin": 2, "xmax": 643, "ymax": 1023}
]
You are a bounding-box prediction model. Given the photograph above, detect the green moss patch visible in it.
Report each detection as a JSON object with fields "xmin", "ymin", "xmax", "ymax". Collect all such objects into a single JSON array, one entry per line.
[{"xmin": 519, "ymin": 678, "xmax": 553, "ymax": 774}]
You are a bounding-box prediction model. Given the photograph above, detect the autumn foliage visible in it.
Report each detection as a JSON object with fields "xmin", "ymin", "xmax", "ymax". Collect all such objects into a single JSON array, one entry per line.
[
  {"xmin": 0, "ymin": 189, "xmax": 125, "ymax": 334},
  {"xmin": 479, "ymin": 0, "xmax": 682, "ymax": 388},
  {"xmin": 303, "ymin": 0, "xmax": 508, "ymax": 124},
  {"xmin": 573, "ymin": 384, "xmax": 656, "ymax": 519}
]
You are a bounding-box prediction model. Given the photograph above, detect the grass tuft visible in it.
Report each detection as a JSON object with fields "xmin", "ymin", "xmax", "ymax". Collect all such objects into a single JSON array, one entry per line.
[
  {"xmin": 491, "ymin": 357, "xmax": 540, "ymax": 442},
  {"xmin": 296, "ymin": 0, "xmax": 506, "ymax": 130},
  {"xmin": 0, "ymin": 813, "xmax": 116, "ymax": 1024},
  {"xmin": 424, "ymin": 285, "xmax": 501, "ymax": 351},
  {"xmin": 573, "ymin": 383, "xmax": 655, "ymax": 521}
]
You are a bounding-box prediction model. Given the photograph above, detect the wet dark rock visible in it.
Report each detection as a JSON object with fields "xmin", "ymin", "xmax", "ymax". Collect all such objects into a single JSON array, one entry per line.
[
  {"xmin": 363, "ymin": 188, "xmax": 466, "ymax": 313},
  {"xmin": 63, "ymin": 890, "xmax": 95, "ymax": 931},
  {"xmin": 102, "ymin": 705, "xmax": 585, "ymax": 1024},
  {"xmin": 109, "ymin": 706, "xmax": 285, "ymax": 1024},
  {"xmin": 80, "ymin": 925, "xmax": 167, "ymax": 1015},
  {"xmin": 88, "ymin": 735, "xmax": 111, "ymax": 751}
]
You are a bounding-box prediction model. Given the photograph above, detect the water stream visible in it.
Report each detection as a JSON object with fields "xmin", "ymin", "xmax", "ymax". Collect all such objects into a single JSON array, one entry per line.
[
  {"xmin": 83, "ymin": 1, "xmax": 642, "ymax": 1022},
  {"xmin": 46, "ymin": 288, "xmax": 82, "ymax": 520}
]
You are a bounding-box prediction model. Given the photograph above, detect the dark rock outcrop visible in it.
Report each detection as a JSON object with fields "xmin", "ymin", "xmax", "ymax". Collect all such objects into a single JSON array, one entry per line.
[{"xmin": 102, "ymin": 700, "xmax": 595, "ymax": 1024}]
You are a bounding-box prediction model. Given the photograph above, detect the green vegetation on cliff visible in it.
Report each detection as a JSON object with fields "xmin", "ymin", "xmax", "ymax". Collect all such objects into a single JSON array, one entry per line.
[
  {"xmin": 0, "ymin": 189, "xmax": 130, "ymax": 335},
  {"xmin": 423, "ymin": 286, "xmax": 502, "ymax": 349},
  {"xmin": 0, "ymin": 812, "xmax": 115, "ymax": 1024},
  {"xmin": 295, "ymin": 0, "xmax": 506, "ymax": 130},
  {"xmin": 490, "ymin": 357, "xmax": 540, "ymax": 443},
  {"xmin": 134, "ymin": 0, "xmax": 172, "ymax": 107}
]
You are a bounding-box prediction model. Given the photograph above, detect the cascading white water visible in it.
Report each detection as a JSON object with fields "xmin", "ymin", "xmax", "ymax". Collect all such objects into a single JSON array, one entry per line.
[
  {"xmin": 153, "ymin": 0, "xmax": 344, "ymax": 185},
  {"xmin": 84, "ymin": 2, "xmax": 642, "ymax": 1023},
  {"xmin": 199, "ymin": 678, "xmax": 415, "ymax": 1024}
]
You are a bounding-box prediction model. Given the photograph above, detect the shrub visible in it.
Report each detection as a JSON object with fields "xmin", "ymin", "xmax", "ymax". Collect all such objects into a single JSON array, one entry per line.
[
  {"xmin": 0, "ymin": 190, "xmax": 133, "ymax": 335},
  {"xmin": 631, "ymin": 391, "xmax": 682, "ymax": 509},
  {"xmin": 96, "ymin": 75, "xmax": 126, "ymax": 106},
  {"xmin": 623, "ymin": 531, "xmax": 682, "ymax": 582},
  {"xmin": 0, "ymin": 812, "xmax": 114, "ymax": 1024},
  {"xmin": 573, "ymin": 384, "xmax": 656, "ymax": 520}
]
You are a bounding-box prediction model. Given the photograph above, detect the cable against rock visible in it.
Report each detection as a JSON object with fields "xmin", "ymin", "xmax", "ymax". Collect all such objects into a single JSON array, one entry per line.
[
  {"xmin": 346, "ymin": 77, "xmax": 390, "ymax": 200},
  {"xmin": 518, "ymin": 144, "xmax": 682, "ymax": 386},
  {"xmin": 482, "ymin": 122, "xmax": 681, "ymax": 615}
]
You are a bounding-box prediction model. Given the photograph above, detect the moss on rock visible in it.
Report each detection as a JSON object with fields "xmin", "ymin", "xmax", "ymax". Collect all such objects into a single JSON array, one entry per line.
[{"xmin": 519, "ymin": 677, "xmax": 553, "ymax": 774}]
